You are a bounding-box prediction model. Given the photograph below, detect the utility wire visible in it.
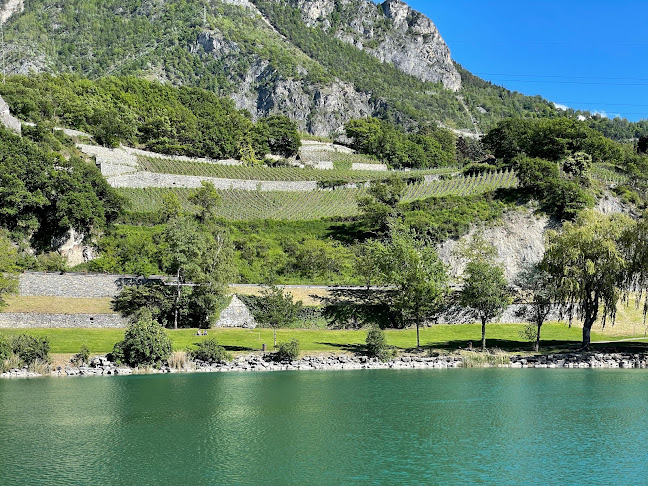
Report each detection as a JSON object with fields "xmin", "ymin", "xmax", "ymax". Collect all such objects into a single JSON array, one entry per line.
[{"xmin": 475, "ymin": 73, "xmax": 648, "ymax": 82}]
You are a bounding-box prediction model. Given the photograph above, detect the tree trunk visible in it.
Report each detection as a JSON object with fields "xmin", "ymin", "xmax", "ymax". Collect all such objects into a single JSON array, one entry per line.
[
  {"xmin": 273, "ymin": 328, "xmax": 277, "ymax": 350},
  {"xmin": 481, "ymin": 317, "xmax": 487, "ymax": 350},
  {"xmin": 416, "ymin": 321, "xmax": 420, "ymax": 349},
  {"xmin": 535, "ymin": 322, "xmax": 541, "ymax": 352},
  {"xmin": 174, "ymin": 269, "xmax": 180, "ymax": 330},
  {"xmin": 582, "ymin": 319, "xmax": 593, "ymax": 350}
]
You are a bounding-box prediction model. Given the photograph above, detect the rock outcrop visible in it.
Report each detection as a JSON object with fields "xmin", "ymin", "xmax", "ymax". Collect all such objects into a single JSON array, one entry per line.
[
  {"xmin": 438, "ymin": 208, "xmax": 555, "ymax": 282},
  {"xmin": 282, "ymin": 0, "xmax": 461, "ymax": 91},
  {"xmin": 51, "ymin": 228, "xmax": 96, "ymax": 267},
  {"xmin": 0, "ymin": 95, "xmax": 21, "ymax": 134},
  {"xmin": 223, "ymin": 55, "xmax": 375, "ymax": 136}
]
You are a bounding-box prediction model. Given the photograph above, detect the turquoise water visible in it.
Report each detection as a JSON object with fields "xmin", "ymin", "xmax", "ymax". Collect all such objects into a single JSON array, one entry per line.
[{"xmin": 1, "ymin": 369, "xmax": 648, "ymax": 485}]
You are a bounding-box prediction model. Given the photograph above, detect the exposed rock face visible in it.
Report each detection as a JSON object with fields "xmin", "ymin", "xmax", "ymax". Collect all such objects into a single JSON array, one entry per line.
[
  {"xmin": 281, "ymin": 0, "xmax": 461, "ymax": 91},
  {"xmin": 438, "ymin": 209, "xmax": 555, "ymax": 282},
  {"xmin": 0, "ymin": 0, "xmax": 23, "ymax": 25},
  {"xmin": 0, "ymin": 94, "xmax": 21, "ymax": 134},
  {"xmin": 221, "ymin": 54, "xmax": 374, "ymax": 136},
  {"xmin": 51, "ymin": 228, "xmax": 96, "ymax": 267},
  {"xmin": 195, "ymin": 0, "xmax": 460, "ymax": 135}
]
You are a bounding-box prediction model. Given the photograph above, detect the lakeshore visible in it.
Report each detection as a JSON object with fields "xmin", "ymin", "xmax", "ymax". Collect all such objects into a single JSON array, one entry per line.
[{"xmin": 5, "ymin": 351, "xmax": 648, "ymax": 379}]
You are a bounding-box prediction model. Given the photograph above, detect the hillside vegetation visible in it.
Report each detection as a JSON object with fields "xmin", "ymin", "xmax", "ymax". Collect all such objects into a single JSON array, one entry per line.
[{"xmin": 0, "ymin": 74, "xmax": 300, "ymax": 160}]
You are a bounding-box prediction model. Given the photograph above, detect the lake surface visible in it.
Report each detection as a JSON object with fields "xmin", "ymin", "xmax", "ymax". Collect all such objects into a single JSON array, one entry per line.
[{"xmin": 1, "ymin": 369, "xmax": 648, "ymax": 485}]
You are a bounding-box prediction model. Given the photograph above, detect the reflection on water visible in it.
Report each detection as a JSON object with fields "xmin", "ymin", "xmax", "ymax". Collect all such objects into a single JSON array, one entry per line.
[{"xmin": 1, "ymin": 369, "xmax": 648, "ymax": 485}]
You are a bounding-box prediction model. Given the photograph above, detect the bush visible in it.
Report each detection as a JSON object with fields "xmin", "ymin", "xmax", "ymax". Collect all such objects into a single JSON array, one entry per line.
[
  {"xmin": 71, "ymin": 344, "xmax": 90, "ymax": 366},
  {"xmin": 189, "ymin": 338, "xmax": 232, "ymax": 364},
  {"xmin": 109, "ymin": 315, "xmax": 173, "ymax": 367},
  {"xmin": 275, "ymin": 339, "xmax": 300, "ymax": 361},
  {"xmin": 365, "ymin": 328, "xmax": 394, "ymax": 361},
  {"xmin": 11, "ymin": 334, "xmax": 50, "ymax": 365},
  {"xmin": 0, "ymin": 334, "xmax": 10, "ymax": 361}
]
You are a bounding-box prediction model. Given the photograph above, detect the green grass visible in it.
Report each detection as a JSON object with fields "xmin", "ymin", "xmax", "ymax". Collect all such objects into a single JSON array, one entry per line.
[
  {"xmin": 118, "ymin": 170, "xmax": 518, "ymax": 220},
  {"xmin": 0, "ymin": 323, "xmax": 641, "ymax": 355}
]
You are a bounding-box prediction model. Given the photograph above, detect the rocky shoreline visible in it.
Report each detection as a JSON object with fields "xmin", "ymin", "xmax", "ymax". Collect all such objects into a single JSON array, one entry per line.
[{"xmin": 4, "ymin": 352, "xmax": 648, "ymax": 378}]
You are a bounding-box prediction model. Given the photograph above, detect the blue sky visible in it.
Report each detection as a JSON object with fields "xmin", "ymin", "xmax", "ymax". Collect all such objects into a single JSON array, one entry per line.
[{"xmin": 389, "ymin": 0, "xmax": 648, "ymax": 122}]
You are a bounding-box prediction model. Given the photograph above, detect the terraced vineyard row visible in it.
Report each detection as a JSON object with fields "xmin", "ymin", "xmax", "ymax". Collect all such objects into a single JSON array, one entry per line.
[
  {"xmin": 137, "ymin": 156, "xmax": 452, "ymax": 182},
  {"xmin": 119, "ymin": 170, "xmax": 518, "ymax": 221}
]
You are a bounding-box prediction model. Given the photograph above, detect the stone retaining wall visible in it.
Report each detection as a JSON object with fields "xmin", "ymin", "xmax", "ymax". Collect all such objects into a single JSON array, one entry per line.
[
  {"xmin": 0, "ymin": 313, "xmax": 126, "ymax": 328},
  {"xmin": 107, "ymin": 171, "xmax": 318, "ymax": 191},
  {"xmin": 19, "ymin": 272, "xmax": 144, "ymax": 298}
]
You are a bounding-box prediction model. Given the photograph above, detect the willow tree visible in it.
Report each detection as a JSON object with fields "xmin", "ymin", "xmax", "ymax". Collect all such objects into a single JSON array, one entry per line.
[{"xmin": 541, "ymin": 210, "xmax": 638, "ymax": 349}]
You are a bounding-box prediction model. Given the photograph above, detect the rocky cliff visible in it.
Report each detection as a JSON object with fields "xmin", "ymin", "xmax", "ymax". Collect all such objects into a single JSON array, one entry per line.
[{"xmin": 282, "ymin": 0, "xmax": 461, "ymax": 91}]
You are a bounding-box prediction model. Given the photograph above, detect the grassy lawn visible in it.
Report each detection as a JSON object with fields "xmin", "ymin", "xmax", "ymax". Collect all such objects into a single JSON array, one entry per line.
[{"xmin": 0, "ymin": 323, "xmax": 645, "ymax": 356}]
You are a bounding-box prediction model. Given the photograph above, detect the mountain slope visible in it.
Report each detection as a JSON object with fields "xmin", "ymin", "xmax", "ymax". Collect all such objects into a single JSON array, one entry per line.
[{"xmin": 0, "ymin": 0, "xmax": 603, "ymax": 136}]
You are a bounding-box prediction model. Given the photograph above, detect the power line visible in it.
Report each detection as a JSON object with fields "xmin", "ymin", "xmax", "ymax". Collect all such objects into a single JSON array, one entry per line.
[
  {"xmin": 474, "ymin": 72, "xmax": 648, "ymax": 82},
  {"xmin": 482, "ymin": 78, "xmax": 648, "ymax": 87},
  {"xmin": 554, "ymin": 101, "xmax": 648, "ymax": 108},
  {"xmin": 448, "ymin": 40, "xmax": 648, "ymax": 47}
]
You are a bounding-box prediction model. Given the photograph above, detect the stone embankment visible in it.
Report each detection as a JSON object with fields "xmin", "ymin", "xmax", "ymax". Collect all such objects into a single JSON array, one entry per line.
[
  {"xmin": 193, "ymin": 354, "xmax": 463, "ymax": 372},
  {"xmin": 509, "ymin": 353, "xmax": 648, "ymax": 368},
  {"xmin": 6, "ymin": 353, "xmax": 648, "ymax": 379}
]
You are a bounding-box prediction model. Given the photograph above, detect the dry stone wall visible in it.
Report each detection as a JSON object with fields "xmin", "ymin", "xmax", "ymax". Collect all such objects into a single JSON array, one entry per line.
[
  {"xmin": 19, "ymin": 272, "xmax": 145, "ymax": 298},
  {"xmin": 107, "ymin": 171, "xmax": 318, "ymax": 191},
  {"xmin": 0, "ymin": 313, "xmax": 126, "ymax": 328},
  {"xmin": 215, "ymin": 295, "xmax": 257, "ymax": 329}
]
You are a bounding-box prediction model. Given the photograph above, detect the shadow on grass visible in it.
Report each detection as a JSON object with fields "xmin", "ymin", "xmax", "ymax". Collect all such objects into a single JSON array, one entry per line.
[
  {"xmin": 221, "ymin": 345, "xmax": 258, "ymax": 352},
  {"xmin": 590, "ymin": 341, "xmax": 648, "ymax": 353},
  {"xmin": 315, "ymin": 342, "xmax": 366, "ymax": 354},
  {"xmin": 430, "ymin": 339, "xmax": 648, "ymax": 354},
  {"xmin": 430, "ymin": 339, "xmax": 583, "ymax": 353}
]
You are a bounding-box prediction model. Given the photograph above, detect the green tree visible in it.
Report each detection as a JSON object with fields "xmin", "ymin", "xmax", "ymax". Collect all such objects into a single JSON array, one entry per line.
[
  {"xmin": 369, "ymin": 225, "xmax": 449, "ymax": 348},
  {"xmin": 163, "ymin": 216, "xmax": 205, "ymax": 329},
  {"xmin": 459, "ymin": 239, "xmax": 510, "ymax": 350},
  {"xmin": 253, "ymin": 285, "xmax": 303, "ymax": 349},
  {"xmin": 160, "ymin": 192, "xmax": 182, "ymax": 222},
  {"xmin": 357, "ymin": 176, "xmax": 405, "ymax": 235},
  {"xmin": 111, "ymin": 313, "xmax": 173, "ymax": 367},
  {"xmin": 0, "ymin": 234, "xmax": 19, "ymax": 309},
  {"xmin": 514, "ymin": 264, "xmax": 557, "ymax": 352},
  {"xmin": 365, "ymin": 327, "xmax": 394, "ymax": 361},
  {"xmin": 189, "ymin": 181, "xmax": 221, "ymax": 223},
  {"xmin": 541, "ymin": 210, "xmax": 632, "ymax": 349},
  {"xmin": 252, "ymin": 115, "xmax": 301, "ymax": 158}
]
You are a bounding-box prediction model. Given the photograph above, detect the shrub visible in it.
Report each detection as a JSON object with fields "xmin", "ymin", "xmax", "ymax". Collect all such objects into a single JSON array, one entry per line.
[
  {"xmin": 365, "ymin": 328, "xmax": 395, "ymax": 361},
  {"xmin": 110, "ymin": 315, "xmax": 173, "ymax": 367},
  {"xmin": 12, "ymin": 334, "xmax": 50, "ymax": 365},
  {"xmin": 189, "ymin": 338, "xmax": 232, "ymax": 364},
  {"xmin": 71, "ymin": 344, "xmax": 90, "ymax": 366},
  {"xmin": 0, "ymin": 334, "xmax": 10, "ymax": 361},
  {"xmin": 275, "ymin": 339, "xmax": 300, "ymax": 361},
  {"xmin": 168, "ymin": 351, "xmax": 191, "ymax": 370},
  {"xmin": 0, "ymin": 353, "xmax": 20, "ymax": 373}
]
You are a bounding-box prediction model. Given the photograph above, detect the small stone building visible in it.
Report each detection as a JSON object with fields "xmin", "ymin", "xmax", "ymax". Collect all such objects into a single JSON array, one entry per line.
[{"xmin": 214, "ymin": 295, "xmax": 256, "ymax": 329}]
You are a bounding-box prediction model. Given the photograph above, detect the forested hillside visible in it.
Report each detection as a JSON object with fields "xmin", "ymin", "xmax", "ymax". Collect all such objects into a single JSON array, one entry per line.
[{"xmin": 0, "ymin": 74, "xmax": 301, "ymax": 159}]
